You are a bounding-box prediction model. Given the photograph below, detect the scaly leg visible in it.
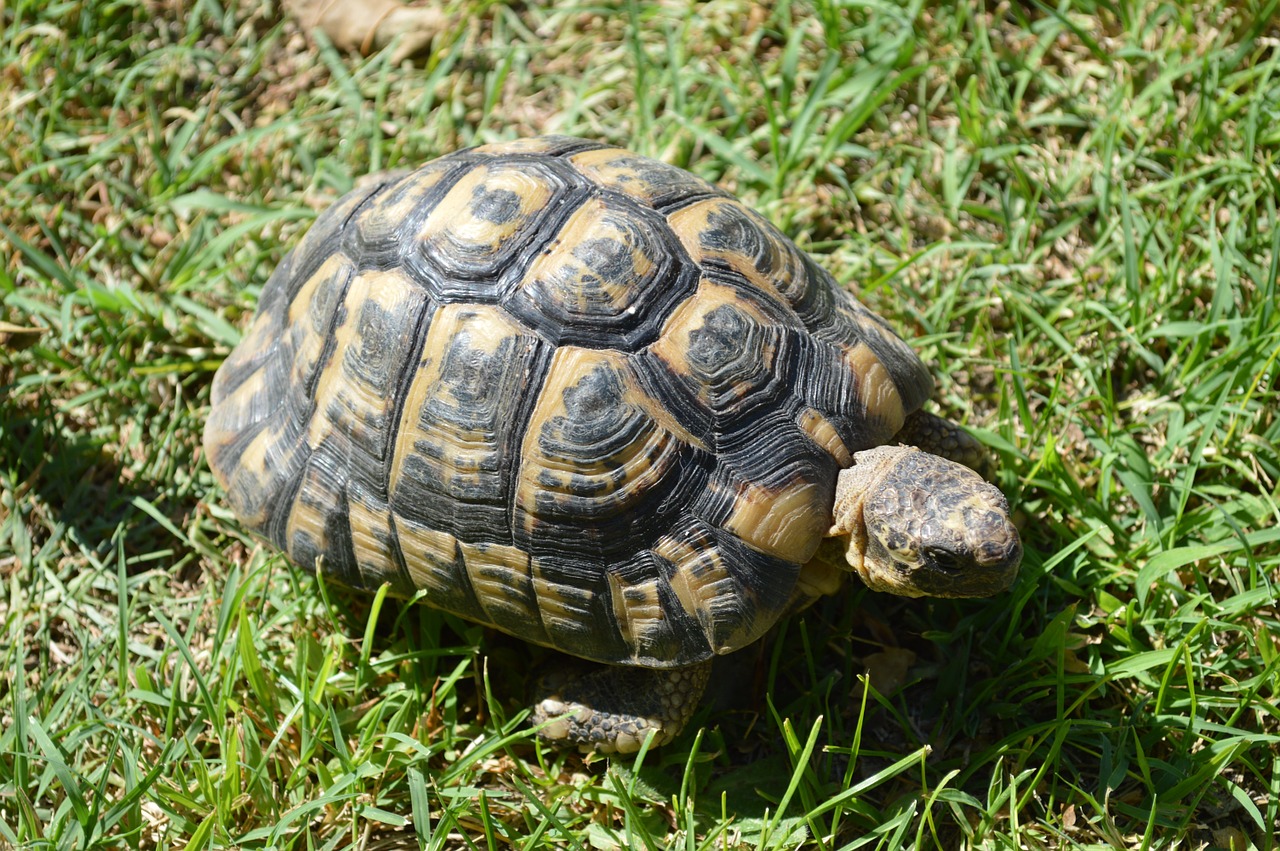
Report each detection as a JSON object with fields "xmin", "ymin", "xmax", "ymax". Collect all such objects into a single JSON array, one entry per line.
[
  {"xmin": 893, "ymin": 409, "xmax": 995, "ymax": 480},
  {"xmin": 531, "ymin": 661, "xmax": 712, "ymax": 754}
]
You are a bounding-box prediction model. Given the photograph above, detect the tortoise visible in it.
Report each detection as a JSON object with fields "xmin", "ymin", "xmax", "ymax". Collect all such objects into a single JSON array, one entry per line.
[{"xmin": 204, "ymin": 135, "xmax": 1022, "ymax": 754}]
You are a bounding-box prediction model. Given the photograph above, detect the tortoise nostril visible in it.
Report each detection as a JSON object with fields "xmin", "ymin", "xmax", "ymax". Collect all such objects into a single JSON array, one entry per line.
[{"xmin": 976, "ymin": 537, "xmax": 1021, "ymax": 569}]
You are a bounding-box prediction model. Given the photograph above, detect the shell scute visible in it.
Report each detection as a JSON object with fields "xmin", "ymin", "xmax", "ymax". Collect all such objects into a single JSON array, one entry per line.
[
  {"xmin": 649, "ymin": 280, "xmax": 796, "ymax": 431},
  {"xmin": 604, "ymin": 551, "xmax": 708, "ymax": 666},
  {"xmin": 679, "ymin": 414, "xmax": 836, "ymax": 568},
  {"xmin": 284, "ymin": 176, "xmax": 393, "ymax": 293},
  {"xmin": 667, "ymin": 197, "xmax": 829, "ymax": 326},
  {"xmin": 347, "ymin": 160, "xmax": 466, "ymax": 266},
  {"xmin": 653, "ymin": 517, "xmax": 796, "ymax": 656},
  {"xmin": 393, "ymin": 515, "xmax": 487, "ymax": 620},
  {"xmin": 389, "ymin": 303, "xmax": 548, "ymax": 543},
  {"xmin": 346, "ymin": 478, "xmax": 414, "ymax": 594},
  {"xmin": 504, "ymin": 194, "xmax": 699, "ymax": 348},
  {"xmin": 307, "ymin": 268, "xmax": 428, "ymax": 463},
  {"xmin": 821, "ymin": 293, "xmax": 933, "ymax": 416},
  {"xmin": 531, "ymin": 557, "xmax": 620, "ymax": 660},
  {"xmin": 515, "ymin": 347, "xmax": 709, "ymax": 564},
  {"xmin": 407, "ymin": 158, "xmax": 584, "ymax": 301},
  {"xmin": 271, "ymin": 268, "xmax": 428, "ymax": 585},
  {"xmin": 568, "ymin": 146, "xmax": 728, "ymax": 209},
  {"xmin": 282, "ymin": 443, "xmax": 352, "ymax": 584},
  {"xmin": 462, "ymin": 539, "xmax": 546, "ymax": 639},
  {"xmin": 203, "ymin": 254, "xmax": 358, "ymax": 532}
]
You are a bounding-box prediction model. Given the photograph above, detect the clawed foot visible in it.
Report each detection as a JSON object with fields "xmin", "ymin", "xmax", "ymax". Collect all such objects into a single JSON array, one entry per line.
[{"xmin": 530, "ymin": 661, "xmax": 712, "ymax": 754}]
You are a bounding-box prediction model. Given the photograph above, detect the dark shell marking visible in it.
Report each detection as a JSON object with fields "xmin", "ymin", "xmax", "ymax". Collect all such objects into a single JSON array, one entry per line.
[{"xmin": 204, "ymin": 136, "xmax": 934, "ymax": 667}]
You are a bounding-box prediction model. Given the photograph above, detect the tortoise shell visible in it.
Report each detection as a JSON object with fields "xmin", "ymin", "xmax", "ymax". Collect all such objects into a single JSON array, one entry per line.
[{"xmin": 204, "ymin": 136, "xmax": 933, "ymax": 668}]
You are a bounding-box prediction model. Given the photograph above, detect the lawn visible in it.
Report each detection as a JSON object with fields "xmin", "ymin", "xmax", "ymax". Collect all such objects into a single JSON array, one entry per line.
[{"xmin": 2, "ymin": 0, "xmax": 1279, "ymax": 848}]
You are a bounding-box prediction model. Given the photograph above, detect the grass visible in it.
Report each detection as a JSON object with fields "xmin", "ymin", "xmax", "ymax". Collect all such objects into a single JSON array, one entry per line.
[{"xmin": 2, "ymin": 0, "xmax": 1279, "ymax": 847}]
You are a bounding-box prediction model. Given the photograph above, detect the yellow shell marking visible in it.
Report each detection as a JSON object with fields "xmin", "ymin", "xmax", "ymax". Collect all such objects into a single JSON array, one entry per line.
[
  {"xmin": 288, "ymin": 179, "xmax": 385, "ymax": 264},
  {"xmin": 208, "ymin": 254, "xmax": 352, "ymax": 452},
  {"xmin": 388, "ymin": 302, "xmax": 536, "ymax": 507},
  {"xmin": 391, "ymin": 516, "xmax": 547, "ymax": 637},
  {"xmin": 654, "ymin": 531, "xmax": 752, "ymax": 654},
  {"xmin": 393, "ymin": 513, "xmax": 461, "ymax": 596},
  {"xmin": 215, "ymin": 414, "xmax": 305, "ymax": 529},
  {"xmin": 796, "ymin": 407, "xmax": 854, "ymax": 467},
  {"xmin": 353, "ymin": 164, "xmax": 456, "ymax": 247},
  {"xmin": 832, "ymin": 293, "xmax": 925, "ymax": 376},
  {"xmin": 285, "ymin": 268, "xmax": 426, "ymax": 574},
  {"xmin": 844, "ymin": 342, "xmax": 906, "ymax": 432},
  {"xmin": 288, "ymin": 254, "xmax": 351, "ymax": 382},
  {"xmin": 347, "ymin": 482, "xmax": 400, "ymax": 587},
  {"xmin": 567, "ymin": 147, "xmax": 649, "ymax": 195},
  {"xmin": 515, "ymin": 347, "xmax": 687, "ymax": 526},
  {"xmin": 205, "ymin": 255, "xmax": 356, "ymax": 529},
  {"xmin": 531, "ymin": 561, "xmax": 597, "ymax": 641},
  {"xmin": 305, "ymin": 268, "xmax": 426, "ymax": 455},
  {"xmin": 666, "ymin": 197, "xmax": 806, "ymax": 314},
  {"xmin": 283, "ymin": 461, "xmax": 340, "ymax": 571},
  {"xmin": 568, "ymin": 147, "xmax": 719, "ymax": 205},
  {"xmin": 606, "ymin": 572, "xmax": 667, "ymax": 658},
  {"xmin": 649, "ymin": 279, "xmax": 779, "ymax": 413},
  {"xmin": 415, "ymin": 163, "xmax": 554, "ymax": 270},
  {"xmin": 520, "ymin": 196, "xmax": 657, "ymax": 321},
  {"xmin": 722, "ymin": 477, "xmax": 828, "ymax": 564},
  {"xmin": 461, "ymin": 540, "xmax": 541, "ymax": 630}
]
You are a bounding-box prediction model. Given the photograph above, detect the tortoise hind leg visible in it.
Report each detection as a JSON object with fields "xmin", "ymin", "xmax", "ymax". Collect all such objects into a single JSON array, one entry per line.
[
  {"xmin": 531, "ymin": 660, "xmax": 712, "ymax": 754},
  {"xmin": 894, "ymin": 409, "xmax": 996, "ymax": 480}
]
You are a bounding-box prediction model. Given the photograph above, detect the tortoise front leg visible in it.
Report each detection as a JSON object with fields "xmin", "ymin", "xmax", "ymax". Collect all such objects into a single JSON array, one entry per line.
[
  {"xmin": 531, "ymin": 660, "xmax": 712, "ymax": 754},
  {"xmin": 893, "ymin": 409, "xmax": 995, "ymax": 480}
]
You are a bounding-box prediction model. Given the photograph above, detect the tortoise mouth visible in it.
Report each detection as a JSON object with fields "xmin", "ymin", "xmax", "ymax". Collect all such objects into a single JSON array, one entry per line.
[
  {"xmin": 914, "ymin": 540, "xmax": 1022, "ymax": 598},
  {"xmin": 854, "ymin": 539, "xmax": 1022, "ymax": 599}
]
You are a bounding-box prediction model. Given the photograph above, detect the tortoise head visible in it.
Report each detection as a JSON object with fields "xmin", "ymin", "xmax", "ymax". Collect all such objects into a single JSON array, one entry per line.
[{"xmin": 828, "ymin": 445, "xmax": 1021, "ymax": 598}]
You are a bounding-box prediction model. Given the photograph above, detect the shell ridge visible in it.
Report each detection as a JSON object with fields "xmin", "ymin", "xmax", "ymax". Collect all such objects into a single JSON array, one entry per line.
[
  {"xmin": 363, "ymin": 294, "xmax": 440, "ymax": 593},
  {"xmin": 500, "ymin": 322, "xmax": 556, "ymax": 550},
  {"xmin": 381, "ymin": 511, "xmax": 418, "ymax": 596},
  {"xmin": 604, "ymin": 548, "xmax": 713, "ymax": 667},
  {"xmin": 282, "ymin": 176, "xmax": 400, "ymax": 302},
  {"xmin": 380, "ymin": 295, "xmax": 437, "ymax": 494},
  {"xmin": 653, "ymin": 189, "xmax": 735, "ymax": 216},
  {"xmin": 386, "ymin": 304, "xmax": 549, "ymax": 548},
  {"xmin": 301, "ymin": 265, "xmax": 356, "ymax": 402},
  {"xmin": 695, "ymin": 263, "xmax": 807, "ymax": 326},
  {"xmin": 501, "ymin": 190, "xmax": 701, "ymax": 351},
  {"xmin": 405, "ymin": 156, "xmax": 588, "ymax": 303},
  {"xmin": 496, "ymin": 180, "xmax": 596, "ymax": 305},
  {"xmin": 346, "ymin": 161, "xmax": 478, "ymax": 270}
]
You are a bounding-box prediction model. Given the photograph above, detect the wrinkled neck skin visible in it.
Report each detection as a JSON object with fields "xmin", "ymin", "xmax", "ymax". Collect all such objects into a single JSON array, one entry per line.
[{"xmin": 828, "ymin": 445, "xmax": 912, "ymax": 594}]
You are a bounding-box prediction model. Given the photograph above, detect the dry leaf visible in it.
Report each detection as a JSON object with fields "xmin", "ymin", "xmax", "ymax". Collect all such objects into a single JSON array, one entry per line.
[
  {"xmin": 862, "ymin": 647, "xmax": 916, "ymax": 695},
  {"xmin": 1063, "ymin": 648, "xmax": 1092, "ymax": 674},
  {"xmin": 0, "ymin": 320, "xmax": 48, "ymax": 351},
  {"xmin": 1213, "ymin": 827, "xmax": 1249, "ymax": 850},
  {"xmin": 283, "ymin": 0, "xmax": 446, "ymax": 63}
]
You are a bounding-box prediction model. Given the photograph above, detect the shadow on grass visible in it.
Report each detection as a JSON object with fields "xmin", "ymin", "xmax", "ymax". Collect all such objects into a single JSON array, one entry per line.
[{"xmin": 0, "ymin": 389, "xmax": 184, "ymax": 576}]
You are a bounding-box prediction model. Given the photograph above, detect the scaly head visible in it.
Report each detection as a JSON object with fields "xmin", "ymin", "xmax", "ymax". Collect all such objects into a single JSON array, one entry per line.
[{"xmin": 829, "ymin": 445, "xmax": 1021, "ymax": 598}]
